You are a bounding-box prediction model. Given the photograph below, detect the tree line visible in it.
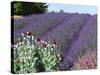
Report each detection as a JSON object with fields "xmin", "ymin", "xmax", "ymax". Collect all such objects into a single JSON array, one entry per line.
[{"xmin": 11, "ymin": 1, "xmax": 48, "ymax": 16}]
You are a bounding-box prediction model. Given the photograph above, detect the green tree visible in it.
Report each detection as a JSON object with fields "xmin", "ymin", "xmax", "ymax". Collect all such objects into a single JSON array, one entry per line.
[
  {"xmin": 11, "ymin": 2, "xmax": 23, "ymax": 15},
  {"xmin": 59, "ymin": 9, "xmax": 64, "ymax": 13},
  {"xmin": 11, "ymin": 1, "xmax": 48, "ymax": 16}
]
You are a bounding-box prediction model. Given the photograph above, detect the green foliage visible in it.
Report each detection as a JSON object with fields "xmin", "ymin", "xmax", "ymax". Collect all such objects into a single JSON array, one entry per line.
[
  {"xmin": 12, "ymin": 32, "xmax": 61, "ymax": 73},
  {"xmin": 14, "ymin": 2, "xmax": 22, "ymax": 15},
  {"xmin": 11, "ymin": 1, "xmax": 48, "ymax": 16}
]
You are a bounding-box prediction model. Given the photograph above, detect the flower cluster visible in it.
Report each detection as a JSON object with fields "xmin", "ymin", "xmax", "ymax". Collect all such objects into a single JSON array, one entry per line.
[{"xmin": 12, "ymin": 32, "xmax": 61, "ymax": 74}]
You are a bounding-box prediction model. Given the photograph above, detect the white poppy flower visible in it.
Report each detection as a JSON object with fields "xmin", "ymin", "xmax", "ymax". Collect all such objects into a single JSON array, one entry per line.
[
  {"xmin": 21, "ymin": 33, "xmax": 24, "ymax": 36},
  {"xmin": 32, "ymin": 36, "xmax": 34, "ymax": 40},
  {"xmin": 51, "ymin": 48, "xmax": 53, "ymax": 51}
]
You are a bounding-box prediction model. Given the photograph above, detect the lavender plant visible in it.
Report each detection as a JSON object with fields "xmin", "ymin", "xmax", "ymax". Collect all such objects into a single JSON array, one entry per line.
[
  {"xmin": 59, "ymin": 15, "xmax": 97, "ymax": 70},
  {"xmin": 12, "ymin": 32, "xmax": 61, "ymax": 74}
]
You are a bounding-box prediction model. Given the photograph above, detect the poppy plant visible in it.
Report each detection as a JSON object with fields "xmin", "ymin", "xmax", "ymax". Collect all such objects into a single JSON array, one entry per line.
[{"xmin": 12, "ymin": 33, "xmax": 61, "ymax": 73}]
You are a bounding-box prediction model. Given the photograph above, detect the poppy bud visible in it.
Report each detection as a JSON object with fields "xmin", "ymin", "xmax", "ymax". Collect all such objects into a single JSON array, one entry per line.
[
  {"xmin": 37, "ymin": 37, "xmax": 41, "ymax": 41},
  {"xmin": 16, "ymin": 40, "xmax": 20, "ymax": 44}
]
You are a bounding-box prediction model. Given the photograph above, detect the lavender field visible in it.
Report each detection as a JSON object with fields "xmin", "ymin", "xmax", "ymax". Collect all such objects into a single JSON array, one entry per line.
[{"xmin": 12, "ymin": 13, "xmax": 97, "ymax": 73}]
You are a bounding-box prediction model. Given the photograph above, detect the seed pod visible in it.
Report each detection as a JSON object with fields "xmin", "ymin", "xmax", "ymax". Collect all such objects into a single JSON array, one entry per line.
[
  {"xmin": 52, "ymin": 40, "xmax": 57, "ymax": 45},
  {"xmin": 26, "ymin": 31, "xmax": 32, "ymax": 36},
  {"xmin": 43, "ymin": 43, "xmax": 47, "ymax": 48},
  {"xmin": 36, "ymin": 37, "xmax": 41, "ymax": 41},
  {"xmin": 16, "ymin": 59, "xmax": 21, "ymax": 64}
]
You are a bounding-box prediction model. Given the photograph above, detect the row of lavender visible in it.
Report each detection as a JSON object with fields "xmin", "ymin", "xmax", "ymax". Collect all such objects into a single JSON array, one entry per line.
[
  {"xmin": 59, "ymin": 15, "xmax": 97, "ymax": 70},
  {"xmin": 13, "ymin": 13, "xmax": 97, "ymax": 70},
  {"xmin": 14, "ymin": 13, "xmax": 71, "ymax": 39}
]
